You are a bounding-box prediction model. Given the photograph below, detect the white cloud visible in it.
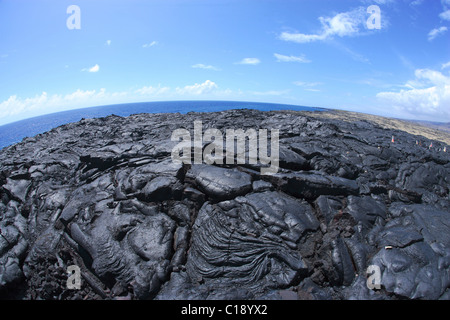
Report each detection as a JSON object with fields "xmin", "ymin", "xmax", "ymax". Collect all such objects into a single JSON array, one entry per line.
[
  {"xmin": 0, "ymin": 81, "xmax": 237, "ymax": 125},
  {"xmin": 236, "ymin": 58, "xmax": 261, "ymax": 65},
  {"xmin": 176, "ymin": 80, "xmax": 218, "ymax": 95},
  {"xmin": 0, "ymin": 89, "xmax": 122, "ymax": 123},
  {"xmin": 293, "ymin": 81, "xmax": 322, "ymax": 87},
  {"xmin": 280, "ymin": 7, "xmax": 372, "ymax": 44},
  {"xmin": 274, "ymin": 53, "xmax": 311, "ymax": 63},
  {"xmin": 89, "ymin": 64, "xmax": 100, "ymax": 72},
  {"xmin": 82, "ymin": 64, "xmax": 100, "ymax": 73},
  {"xmin": 192, "ymin": 63, "xmax": 220, "ymax": 71},
  {"xmin": 106, "ymin": 40, "xmax": 111, "ymax": 46},
  {"xmin": 376, "ymin": 69, "xmax": 450, "ymax": 122},
  {"xmin": 439, "ymin": 9, "xmax": 450, "ymax": 20},
  {"xmin": 305, "ymin": 88, "xmax": 321, "ymax": 92},
  {"xmin": 280, "ymin": 32, "xmax": 326, "ymax": 43},
  {"xmin": 428, "ymin": 26, "xmax": 448, "ymax": 41},
  {"xmin": 293, "ymin": 81, "xmax": 322, "ymax": 92},
  {"xmin": 442, "ymin": 61, "xmax": 450, "ymax": 69},
  {"xmin": 142, "ymin": 41, "xmax": 158, "ymax": 48},
  {"xmin": 173, "ymin": 80, "xmax": 232, "ymax": 97},
  {"xmin": 321, "ymin": 10, "xmax": 363, "ymax": 36},
  {"xmin": 134, "ymin": 85, "xmax": 170, "ymax": 96}
]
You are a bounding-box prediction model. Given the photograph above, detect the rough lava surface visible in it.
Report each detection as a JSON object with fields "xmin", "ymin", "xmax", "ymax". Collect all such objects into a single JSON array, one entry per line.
[{"xmin": 0, "ymin": 109, "xmax": 449, "ymax": 300}]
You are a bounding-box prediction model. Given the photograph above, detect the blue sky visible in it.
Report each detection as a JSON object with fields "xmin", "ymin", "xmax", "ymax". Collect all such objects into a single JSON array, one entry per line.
[{"xmin": 0, "ymin": 0, "xmax": 449, "ymax": 125}]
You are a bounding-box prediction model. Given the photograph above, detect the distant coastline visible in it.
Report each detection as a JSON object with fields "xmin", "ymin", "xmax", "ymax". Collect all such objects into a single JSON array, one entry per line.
[
  {"xmin": 0, "ymin": 101, "xmax": 324, "ymax": 150},
  {"xmin": 1, "ymin": 100, "xmax": 449, "ymax": 151}
]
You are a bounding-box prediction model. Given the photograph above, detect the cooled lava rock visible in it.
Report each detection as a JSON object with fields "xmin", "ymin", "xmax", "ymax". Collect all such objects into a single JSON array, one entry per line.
[{"xmin": 0, "ymin": 109, "xmax": 449, "ymax": 300}]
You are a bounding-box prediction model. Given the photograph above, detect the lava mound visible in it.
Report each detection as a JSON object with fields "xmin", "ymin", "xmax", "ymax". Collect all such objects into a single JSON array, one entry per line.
[{"xmin": 0, "ymin": 109, "xmax": 449, "ymax": 300}]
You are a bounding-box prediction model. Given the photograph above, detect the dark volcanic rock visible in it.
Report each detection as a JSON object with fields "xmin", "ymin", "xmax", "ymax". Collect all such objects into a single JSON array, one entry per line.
[
  {"xmin": 345, "ymin": 195, "xmax": 386, "ymax": 228},
  {"xmin": 0, "ymin": 109, "xmax": 449, "ymax": 300},
  {"xmin": 270, "ymin": 171, "xmax": 359, "ymax": 200},
  {"xmin": 186, "ymin": 165, "xmax": 252, "ymax": 200},
  {"xmin": 185, "ymin": 191, "xmax": 318, "ymax": 295}
]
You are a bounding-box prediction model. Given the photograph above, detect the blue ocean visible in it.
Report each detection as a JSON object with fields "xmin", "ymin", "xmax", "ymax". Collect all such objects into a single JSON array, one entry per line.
[{"xmin": 0, "ymin": 100, "xmax": 323, "ymax": 150}]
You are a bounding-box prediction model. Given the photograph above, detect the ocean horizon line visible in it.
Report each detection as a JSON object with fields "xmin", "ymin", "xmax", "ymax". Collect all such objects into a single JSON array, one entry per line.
[{"xmin": 0, "ymin": 100, "xmax": 325, "ymax": 150}]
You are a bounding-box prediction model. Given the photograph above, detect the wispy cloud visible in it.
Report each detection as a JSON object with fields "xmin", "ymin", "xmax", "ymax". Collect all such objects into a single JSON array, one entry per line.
[
  {"xmin": 293, "ymin": 81, "xmax": 322, "ymax": 87},
  {"xmin": 397, "ymin": 53, "xmax": 415, "ymax": 70},
  {"xmin": 134, "ymin": 85, "xmax": 170, "ymax": 96},
  {"xmin": 305, "ymin": 88, "xmax": 321, "ymax": 92},
  {"xmin": 236, "ymin": 58, "xmax": 261, "ymax": 65},
  {"xmin": 142, "ymin": 41, "xmax": 158, "ymax": 48},
  {"xmin": 274, "ymin": 53, "xmax": 311, "ymax": 63},
  {"xmin": 280, "ymin": 31, "xmax": 326, "ymax": 44},
  {"xmin": 442, "ymin": 61, "xmax": 450, "ymax": 70},
  {"xmin": 192, "ymin": 63, "xmax": 220, "ymax": 71},
  {"xmin": 332, "ymin": 41, "xmax": 370, "ymax": 63},
  {"xmin": 410, "ymin": 0, "xmax": 424, "ymax": 6},
  {"xmin": 293, "ymin": 81, "xmax": 322, "ymax": 92},
  {"xmin": 439, "ymin": 9, "xmax": 450, "ymax": 21},
  {"xmin": 428, "ymin": 26, "xmax": 448, "ymax": 41},
  {"xmin": 279, "ymin": 7, "xmax": 372, "ymax": 44},
  {"xmin": 105, "ymin": 40, "xmax": 111, "ymax": 46},
  {"xmin": 81, "ymin": 64, "xmax": 100, "ymax": 73}
]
